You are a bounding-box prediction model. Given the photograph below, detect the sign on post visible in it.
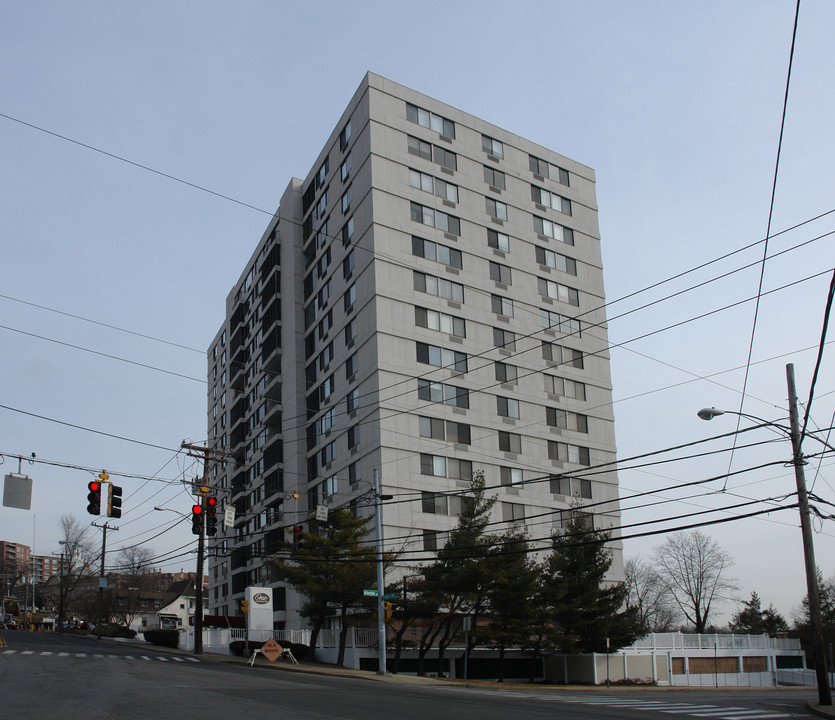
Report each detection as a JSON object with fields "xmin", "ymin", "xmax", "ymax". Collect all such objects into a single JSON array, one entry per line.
[{"xmin": 363, "ymin": 589, "xmax": 379, "ymax": 597}]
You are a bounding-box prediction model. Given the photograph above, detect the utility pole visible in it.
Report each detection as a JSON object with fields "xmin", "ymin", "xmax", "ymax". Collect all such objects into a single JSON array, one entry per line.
[
  {"xmin": 181, "ymin": 441, "xmax": 230, "ymax": 655},
  {"xmin": 91, "ymin": 521, "xmax": 117, "ymax": 635},
  {"xmin": 373, "ymin": 469, "xmax": 392, "ymax": 675},
  {"xmin": 786, "ymin": 363, "xmax": 832, "ymax": 706}
]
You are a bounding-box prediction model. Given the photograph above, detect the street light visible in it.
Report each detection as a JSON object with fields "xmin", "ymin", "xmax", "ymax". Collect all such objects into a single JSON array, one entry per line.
[{"xmin": 698, "ymin": 363, "xmax": 832, "ymax": 706}]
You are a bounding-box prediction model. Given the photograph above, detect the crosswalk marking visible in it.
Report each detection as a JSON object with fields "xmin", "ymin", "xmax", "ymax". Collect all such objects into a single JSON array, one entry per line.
[
  {"xmin": 0, "ymin": 649, "xmax": 198, "ymax": 664},
  {"xmin": 557, "ymin": 695, "xmax": 802, "ymax": 720}
]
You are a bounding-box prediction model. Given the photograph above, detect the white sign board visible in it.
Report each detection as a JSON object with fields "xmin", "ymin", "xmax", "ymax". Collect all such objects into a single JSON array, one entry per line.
[
  {"xmin": 245, "ymin": 586, "xmax": 273, "ymax": 637},
  {"xmin": 315, "ymin": 504, "xmax": 328, "ymax": 522},
  {"xmin": 224, "ymin": 505, "xmax": 235, "ymax": 528}
]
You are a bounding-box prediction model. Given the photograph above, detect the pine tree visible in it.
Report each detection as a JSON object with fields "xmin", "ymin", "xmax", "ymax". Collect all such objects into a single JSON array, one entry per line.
[
  {"xmin": 729, "ymin": 591, "xmax": 788, "ymax": 635},
  {"xmin": 266, "ymin": 508, "xmax": 376, "ymax": 664},
  {"xmin": 480, "ymin": 529, "xmax": 539, "ymax": 681},
  {"xmin": 543, "ymin": 512, "xmax": 642, "ymax": 653}
]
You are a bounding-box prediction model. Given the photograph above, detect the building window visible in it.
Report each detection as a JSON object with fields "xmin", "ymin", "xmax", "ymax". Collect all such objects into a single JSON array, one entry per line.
[
  {"xmin": 532, "ymin": 185, "xmax": 571, "ymax": 215},
  {"xmin": 548, "ymin": 441, "xmax": 591, "ymax": 465},
  {"xmin": 486, "ymin": 198, "xmax": 508, "ymax": 221},
  {"xmin": 411, "ymin": 202, "xmax": 461, "ymax": 235},
  {"xmin": 341, "ymin": 185, "xmax": 353, "ymax": 214},
  {"xmin": 343, "ymin": 250, "xmax": 355, "ymax": 279},
  {"xmin": 533, "ymin": 216, "xmax": 574, "ymax": 245},
  {"xmin": 498, "ymin": 431, "xmax": 521, "ymax": 454},
  {"xmin": 316, "ymin": 158, "xmax": 330, "ymax": 190},
  {"xmin": 542, "ymin": 341, "xmax": 584, "ymax": 368},
  {"xmin": 544, "ymin": 375, "xmax": 586, "ymax": 401},
  {"xmin": 423, "ymin": 529, "xmax": 448, "ymax": 552},
  {"xmin": 346, "ymin": 387, "xmax": 359, "ymax": 414},
  {"xmin": 494, "ymin": 361, "xmax": 517, "ymax": 383},
  {"xmin": 347, "ymin": 424, "xmax": 360, "ymax": 449},
  {"xmin": 406, "ymin": 102, "xmax": 455, "ymax": 138},
  {"xmin": 409, "ymin": 169, "xmax": 459, "ymax": 203},
  {"xmin": 500, "ymin": 467, "xmax": 523, "ymax": 486},
  {"xmin": 546, "ymin": 408, "xmax": 589, "ymax": 433},
  {"xmin": 413, "ymin": 271, "xmax": 464, "ymax": 303},
  {"xmin": 412, "ymin": 236, "xmax": 463, "ymax": 269},
  {"xmin": 420, "ymin": 456, "xmax": 446, "ymax": 478},
  {"xmin": 549, "ymin": 474, "xmax": 571, "ymax": 495},
  {"xmin": 407, "ymin": 135, "xmax": 432, "ymax": 161},
  {"xmin": 554, "ymin": 509, "xmax": 593, "ymax": 531},
  {"xmin": 348, "ymin": 461, "xmax": 359, "ymax": 485},
  {"xmin": 416, "ymin": 342, "xmax": 468, "ymax": 373},
  {"xmin": 433, "ymin": 145, "xmax": 457, "ymax": 171},
  {"xmin": 487, "ymin": 229, "xmax": 510, "ymax": 253},
  {"xmin": 540, "ymin": 310, "xmax": 580, "ymax": 336},
  {"xmin": 497, "ymin": 396, "xmax": 520, "ymax": 419},
  {"xmin": 482, "ymin": 135, "xmax": 504, "ymax": 159},
  {"xmin": 340, "ymin": 154, "xmax": 352, "ymax": 182},
  {"xmin": 489, "ymin": 261, "xmax": 512, "ymax": 285},
  {"xmin": 447, "ymin": 421, "xmax": 471, "ymax": 445},
  {"xmin": 344, "ymin": 317, "xmax": 357, "ymax": 346},
  {"xmin": 342, "ymin": 216, "xmax": 354, "ymax": 246},
  {"xmin": 317, "ymin": 408, "xmax": 336, "ymax": 436},
  {"xmin": 339, "ymin": 121, "xmax": 352, "ymax": 151},
  {"xmin": 415, "ymin": 306, "xmax": 466, "ymax": 338},
  {"xmin": 536, "ymin": 246, "xmax": 577, "ymax": 275},
  {"xmin": 345, "ymin": 352, "xmax": 358, "ymax": 379},
  {"xmin": 538, "ymin": 278, "xmax": 580, "ymax": 306},
  {"xmin": 493, "ymin": 328, "xmax": 515, "ymax": 351},
  {"xmin": 491, "ymin": 294, "xmax": 514, "ymax": 318},
  {"xmin": 417, "ymin": 379, "xmax": 469, "ymax": 409},
  {"xmin": 320, "ymin": 440, "xmax": 335, "ymax": 466},
  {"xmin": 344, "ymin": 284, "xmax": 356, "ymax": 312},
  {"xmin": 529, "ymin": 154, "xmax": 570, "ymax": 186},
  {"xmin": 502, "ymin": 502, "xmax": 525, "ymax": 523},
  {"xmin": 483, "ymin": 166, "xmax": 506, "ymax": 189},
  {"xmin": 419, "ymin": 416, "xmax": 446, "ymax": 440}
]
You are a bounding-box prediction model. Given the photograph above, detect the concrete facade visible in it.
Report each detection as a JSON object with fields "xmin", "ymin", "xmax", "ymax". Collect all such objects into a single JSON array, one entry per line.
[{"xmin": 206, "ymin": 73, "xmax": 622, "ymax": 630}]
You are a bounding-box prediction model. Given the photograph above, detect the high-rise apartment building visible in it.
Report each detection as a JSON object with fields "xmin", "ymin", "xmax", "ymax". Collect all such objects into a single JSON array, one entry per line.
[{"xmin": 207, "ymin": 73, "xmax": 622, "ymax": 628}]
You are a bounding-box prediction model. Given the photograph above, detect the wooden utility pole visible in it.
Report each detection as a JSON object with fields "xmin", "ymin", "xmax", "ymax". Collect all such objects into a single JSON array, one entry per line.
[
  {"xmin": 180, "ymin": 442, "xmax": 230, "ymax": 655},
  {"xmin": 786, "ymin": 363, "xmax": 832, "ymax": 707}
]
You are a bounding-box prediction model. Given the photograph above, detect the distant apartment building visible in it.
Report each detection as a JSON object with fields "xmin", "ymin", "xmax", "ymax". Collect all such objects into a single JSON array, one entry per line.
[
  {"xmin": 1, "ymin": 541, "xmax": 60, "ymax": 588},
  {"xmin": 206, "ymin": 73, "xmax": 622, "ymax": 629}
]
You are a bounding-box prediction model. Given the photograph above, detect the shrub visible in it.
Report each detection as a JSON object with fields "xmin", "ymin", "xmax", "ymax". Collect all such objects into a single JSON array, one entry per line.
[
  {"xmin": 99, "ymin": 623, "xmax": 136, "ymax": 638},
  {"xmin": 144, "ymin": 629, "xmax": 180, "ymax": 648}
]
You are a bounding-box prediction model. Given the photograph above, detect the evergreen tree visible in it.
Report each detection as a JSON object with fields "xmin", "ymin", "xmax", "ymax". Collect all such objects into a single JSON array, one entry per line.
[
  {"xmin": 480, "ymin": 529, "xmax": 539, "ymax": 681},
  {"xmin": 418, "ymin": 471, "xmax": 495, "ymax": 675},
  {"xmin": 729, "ymin": 591, "xmax": 788, "ymax": 635},
  {"xmin": 266, "ymin": 508, "xmax": 376, "ymax": 664},
  {"xmin": 543, "ymin": 512, "xmax": 642, "ymax": 653},
  {"xmin": 793, "ymin": 570, "xmax": 835, "ymax": 665}
]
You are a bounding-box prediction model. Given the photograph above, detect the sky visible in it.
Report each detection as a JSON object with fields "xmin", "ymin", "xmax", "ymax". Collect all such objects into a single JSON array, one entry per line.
[{"xmin": 1, "ymin": 0, "xmax": 833, "ymax": 625}]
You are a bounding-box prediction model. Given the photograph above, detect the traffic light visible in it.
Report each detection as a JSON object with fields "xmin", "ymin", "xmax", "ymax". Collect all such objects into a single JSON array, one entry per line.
[
  {"xmin": 240, "ymin": 599, "xmax": 249, "ymax": 615},
  {"xmin": 384, "ymin": 601, "xmax": 393, "ymax": 622},
  {"xmin": 293, "ymin": 524, "xmax": 304, "ymax": 551},
  {"xmin": 107, "ymin": 485, "xmax": 122, "ymax": 518},
  {"xmin": 205, "ymin": 496, "xmax": 217, "ymax": 536},
  {"xmin": 86, "ymin": 481, "xmax": 101, "ymax": 515},
  {"xmin": 191, "ymin": 503, "xmax": 202, "ymax": 535}
]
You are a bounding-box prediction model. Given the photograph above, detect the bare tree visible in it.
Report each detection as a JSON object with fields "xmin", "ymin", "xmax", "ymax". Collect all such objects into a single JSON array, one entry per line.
[
  {"xmin": 652, "ymin": 530, "xmax": 738, "ymax": 633},
  {"xmin": 624, "ymin": 557, "xmax": 679, "ymax": 632},
  {"xmin": 110, "ymin": 546, "xmax": 156, "ymax": 626},
  {"xmin": 54, "ymin": 515, "xmax": 96, "ymax": 629}
]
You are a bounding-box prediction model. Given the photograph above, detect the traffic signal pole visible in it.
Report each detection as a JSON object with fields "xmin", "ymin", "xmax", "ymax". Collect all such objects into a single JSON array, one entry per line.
[{"xmin": 373, "ymin": 469, "xmax": 386, "ymax": 675}]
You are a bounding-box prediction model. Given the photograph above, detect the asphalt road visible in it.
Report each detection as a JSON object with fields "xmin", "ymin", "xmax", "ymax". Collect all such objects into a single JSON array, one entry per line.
[{"xmin": 0, "ymin": 630, "xmax": 821, "ymax": 720}]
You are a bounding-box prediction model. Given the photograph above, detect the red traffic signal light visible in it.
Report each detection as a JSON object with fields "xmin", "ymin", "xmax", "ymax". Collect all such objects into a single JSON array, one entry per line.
[
  {"xmin": 191, "ymin": 504, "xmax": 202, "ymax": 535},
  {"xmin": 86, "ymin": 481, "xmax": 101, "ymax": 515},
  {"xmin": 293, "ymin": 524, "xmax": 304, "ymax": 551},
  {"xmin": 205, "ymin": 496, "xmax": 218, "ymax": 536}
]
